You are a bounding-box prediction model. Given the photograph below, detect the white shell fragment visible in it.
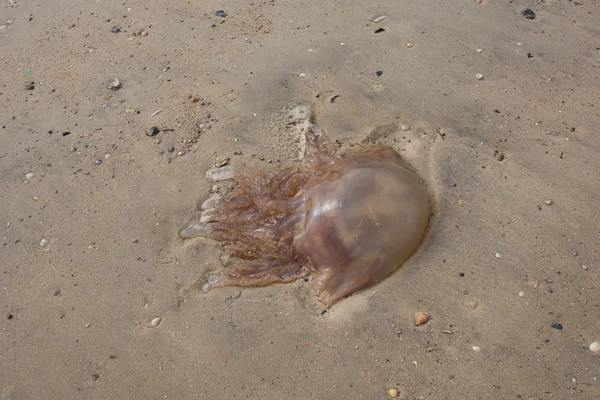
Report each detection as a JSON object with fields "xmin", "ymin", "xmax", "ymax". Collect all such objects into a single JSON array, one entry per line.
[{"xmin": 151, "ymin": 317, "xmax": 162, "ymax": 327}]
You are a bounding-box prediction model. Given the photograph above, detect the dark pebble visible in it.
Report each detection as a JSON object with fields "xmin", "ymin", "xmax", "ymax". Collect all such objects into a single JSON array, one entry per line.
[
  {"xmin": 521, "ymin": 8, "xmax": 536, "ymax": 19},
  {"xmin": 551, "ymin": 322, "xmax": 563, "ymax": 330},
  {"xmin": 459, "ymin": 272, "xmax": 465, "ymax": 277},
  {"xmin": 25, "ymin": 82, "xmax": 35, "ymax": 90},
  {"xmin": 374, "ymin": 28, "xmax": 385, "ymax": 34},
  {"xmin": 376, "ymin": 71, "xmax": 383, "ymax": 77},
  {"xmin": 215, "ymin": 10, "xmax": 226, "ymax": 17},
  {"xmin": 147, "ymin": 126, "xmax": 160, "ymax": 136},
  {"xmin": 111, "ymin": 26, "xmax": 121, "ymax": 33},
  {"xmin": 168, "ymin": 146, "xmax": 175, "ymax": 153},
  {"xmin": 62, "ymin": 131, "xmax": 71, "ymax": 136}
]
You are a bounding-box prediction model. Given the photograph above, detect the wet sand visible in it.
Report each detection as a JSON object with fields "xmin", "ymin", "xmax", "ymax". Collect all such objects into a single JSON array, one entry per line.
[{"xmin": 1, "ymin": 0, "xmax": 599, "ymax": 398}]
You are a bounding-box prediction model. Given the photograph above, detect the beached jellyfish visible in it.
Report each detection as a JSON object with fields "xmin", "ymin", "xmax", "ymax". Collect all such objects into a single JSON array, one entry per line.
[{"xmin": 180, "ymin": 112, "xmax": 431, "ymax": 306}]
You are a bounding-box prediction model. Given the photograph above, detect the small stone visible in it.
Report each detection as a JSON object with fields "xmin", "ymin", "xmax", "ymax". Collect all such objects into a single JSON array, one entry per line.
[
  {"xmin": 215, "ymin": 10, "xmax": 226, "ymax": 17},
  {"xmin": 25, "ymin": 82, "xmax": 35, "ymax": 90},
  {"xmin": 111, "ymin": 26, "xmax": 121, "ymax": 33},
  {"xmin": 472, "ymin": 346, "xmax": 481, "ymax": 351},
  {"xmin": 40, "ymin": 238, "xmax": 48, "ymax": 247},
  {"xmin": 168, "ymin": 146, "xmax": 175, "ymax": 153},
  {"xmin": 582, "ymin": 265, "xmax": 588, "ymax": 270},
  {"xmin": 298, "ymin": 72, "xmax": 307, "ymax": 78},
  {"xmin": 521, "ymin": 8, "xmax": 536, "ymax": 19},
  {"xmin": 147, "ymin": 126, "xmax": 160, "ymax": 136},
  {"xmin": 406, "ymin": 42, "xmax": 414, "ymax": 48},
  {"xmin": 376, "ymin": 70, "xmax": 383, "ymax": 77},
  {"xmin": 141, "ymin": 31, "xmax": 149, "ymax": 37},
  {"xmin": 108, "ymin": 78, "xmax": 121, "ymax": 90},
  {"xmin": 475, "ymin": 73, "xmax": 483, "ymax": 80},
  {"xmin": 532, "ymin": 280, "xmax": 540, "ymax": 289},
  {"xmin": 7, "ymin": 20, "xmax": 14, "ymax": 25},
  {"xmin": 469, "ymin": 301, "xmax": 479, "ymax": 309},
  {"xmin": 388, "ymin": 388, "xmax": 398, "ymax": 398},
  {"xmin": 151, "ymin": 317, "xmax": 162, "ymax": 327},
  {"xmin": 590, "ymin": 342, "xmax": 600, "ymax": 353},
  {"xmin": 104, "ymin": 154, "xmax": 111, "ymax": 160},
  {"xmin": 544, "ymin": 200, "xmax": 553, "ymax": 205},
  {"xmin": 551, "ymin": 322, "xmax": 563, "ymax": 330},
  {"xmin": 25, "ymin": 172, "xmax": 35, "ymax": 180},
  {"xmin": 475, "ymin": 0, "xmax": 482, "ymax": 3},
  {"xmin": 95, "ymin": 160, "xmax": 102, "ymax": 165},
  {"xmin": 84, "ymin": 323, "xmax": 90, "ymax": 328},
  {"xmin": 415, "ymin": 312, "xmax": 430, "ymax": 325},
  {"xmin": 495, "ymin": 252, "xmax": 502, "ymax": 259},
  {"xmin": 52, "ymin": 288, "xmax": 61, "ymax": 296},
  {"xmin": 401, "ymin": 124, "xmax": 410, "ymax": 131},
  {"xmin": 519, "ymin": 291, "xmax": 525, "ymax": 297},
  {"xmin": 373, "ymin": 16, "xmax": 386, "ymax": 23},
  {"xmin": 477, "ymin": 48, "xmax": 483, "ymax": 53}
]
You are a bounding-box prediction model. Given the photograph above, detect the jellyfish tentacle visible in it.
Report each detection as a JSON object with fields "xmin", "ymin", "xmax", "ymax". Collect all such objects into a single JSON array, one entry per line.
[{"xmin": 202, "ymin": 261, "xmax": 310, "ymax": 292}]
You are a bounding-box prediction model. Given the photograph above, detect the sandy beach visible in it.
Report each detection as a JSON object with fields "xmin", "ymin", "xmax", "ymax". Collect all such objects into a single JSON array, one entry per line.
[{"xmin": 1, "ymin": 0, "xmax": 599, "ymax": 398}]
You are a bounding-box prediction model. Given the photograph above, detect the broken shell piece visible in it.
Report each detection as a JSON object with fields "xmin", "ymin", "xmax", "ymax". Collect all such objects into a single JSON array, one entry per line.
[
  {"xmin": 214, "ymin": 157, "xmax": 230, "ymax": 168},
  {"xmin": 373, "ymin": 16, "xmax": 386, "ymax": 23},
  {"xmin": 415, "ymin": 312, "xmax": 430, "ymax": 325},
  {"xmin": 108, "ymin": 78, "xmax": 121, "ymax": 90}
]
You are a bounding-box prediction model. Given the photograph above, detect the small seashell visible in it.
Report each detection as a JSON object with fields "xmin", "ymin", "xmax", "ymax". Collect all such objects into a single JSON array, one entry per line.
[
  {"xmin": 472, "ymin": 346, "xmax": 481, "ymax": 351},
  {"xmin": 151, "ymin": 317, "xmax": 162, "ymax": 327},
  {"xmin": 590, "ymin": 342, "xmax": 600, "ymax": 353},
  {"xmin": 415, "ymin": 312, "xmax": 430, "ymax": 325},
  {"xmin": 25, "ymin": 173, "xmax": 35, "ymax": 180}
]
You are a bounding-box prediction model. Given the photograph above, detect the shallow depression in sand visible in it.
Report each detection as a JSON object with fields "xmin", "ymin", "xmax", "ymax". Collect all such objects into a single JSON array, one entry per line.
[{"xmin": 180, "ymin": 105, "xmax": 431, "ymax": 306}]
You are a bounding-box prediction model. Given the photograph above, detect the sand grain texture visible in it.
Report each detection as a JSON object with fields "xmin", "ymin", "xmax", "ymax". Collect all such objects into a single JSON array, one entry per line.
[{"xmin": 1, "ymin": 0, "xmax": 599, "ymax": 398}]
